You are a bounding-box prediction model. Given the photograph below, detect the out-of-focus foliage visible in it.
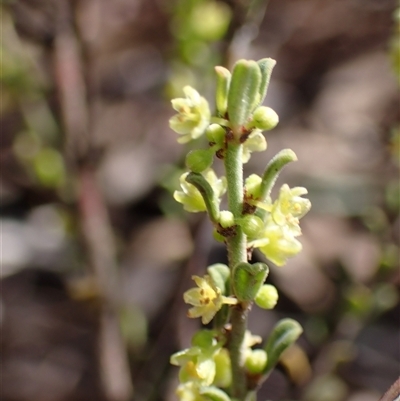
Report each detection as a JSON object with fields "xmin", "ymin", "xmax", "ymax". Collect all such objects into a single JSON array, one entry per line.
[
  {"xmin": 166, "ymin": 0, "xmax": 232, "ymax": 97},
  {"xmin": 1, "ymin": 9, "xmax": 65, "ymax": 189},
  {"xmin": 390, "ymin": 6, "xmax": 400, "ymax": 83}
]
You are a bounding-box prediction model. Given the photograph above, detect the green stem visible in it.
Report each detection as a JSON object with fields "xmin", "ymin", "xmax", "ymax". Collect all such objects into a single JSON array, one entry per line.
[{"xmin": 224, "ymin": 141, "xmax": 249, "ymax": 399}]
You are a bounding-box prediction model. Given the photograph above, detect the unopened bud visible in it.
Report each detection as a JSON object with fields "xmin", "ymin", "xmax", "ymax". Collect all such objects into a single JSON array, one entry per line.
[
  {"xmin": 245, "ymin": 349, "xmax": 268, "ymax": 374},
  {"xmin": 255, "ymin": 284, "xmax": 279, "ymax": 309},
  {"xmin": 251, "ymin": 106, "xmax": 279, "ymax": 131}
]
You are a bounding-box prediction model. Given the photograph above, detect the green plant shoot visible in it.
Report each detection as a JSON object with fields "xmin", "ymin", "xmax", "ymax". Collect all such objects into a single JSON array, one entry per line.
[{"xmin": 169, "ymin": 58, "xmax": 311, "ymax": 400}]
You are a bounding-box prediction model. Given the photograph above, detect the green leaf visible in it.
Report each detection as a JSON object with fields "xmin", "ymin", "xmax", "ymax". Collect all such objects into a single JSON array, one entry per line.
[
  {"xmin": 227, "ymin": 60, "xmax": 261, "ymax": 135},
  {"xmin": 215, "ymin": 66, "xmax": 231, "ymax": 116},
  {"xmin": 259, "ymin": 149, "xmax": 297, "ymax": 200},
  {"xmin": 199, "ymin": 386, "xmax": 232, "ymax": 401},
  {"xmin": 207, "ymin": 263, "xmax": 230, "ymax": 294},
  {"xmin": 232, "ymin": 262, "xmax": 269, "ymax": 302},
  {"xmin": 257, "ymin": 58, "xmax": 276, "ymax": 106},
  {"xmin": 263, "ymin": 318, "xmax": 303, "ymax": 374},
  {"xmin": 186, "ymin": 172, "xmax": 220, "ymax": 224}
]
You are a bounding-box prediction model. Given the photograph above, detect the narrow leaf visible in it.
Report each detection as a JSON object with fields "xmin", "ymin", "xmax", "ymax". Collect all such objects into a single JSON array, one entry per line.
[
  {"xmin": 264, "ymin": 318, "xmax": 303, "ymax": 375},
  {"xmin": 257, "ymin": 58, "xmax": 276, "ymax": 105},
  {"xmin": 227, "ymin": 60, "xmax": 261, "ymax": 136}
]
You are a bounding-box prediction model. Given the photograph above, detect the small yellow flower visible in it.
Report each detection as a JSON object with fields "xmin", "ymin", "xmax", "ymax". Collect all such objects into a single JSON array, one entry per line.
[
  {"xmin": 171, "ymin": 346, "xmax": 216, "ymax": 385},
  {"xmin": 271, "ymin": 184, "xmax": 311, "ymax": 233},
  {"xmin": 170, "ymin": 86, "xmax": 211, "ymax": 143},
  {"xmin": 247, "ymin": 184, "xmax": 311, "ymax": 266},
  {"xmin": 184, "ymin": 275, "xmax": 237, "ymax": 324},
  {"xmin": 258, "ymin": 221, "xmax": 303, "ymax": 266}
]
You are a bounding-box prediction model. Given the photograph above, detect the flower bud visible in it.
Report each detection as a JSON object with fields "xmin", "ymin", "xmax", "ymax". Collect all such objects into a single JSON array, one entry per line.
[
  {"xmin": 186, "ymin": 149, "xmax": 213, "ymax": 173},
  {"xmin": 245, "ymin": 349, "xmax": 268, "ymax": 374},
  {"xmin": 219, "ymin": 210, "xmax": 235, "ymax": 228},
  {"xmin": 255, "ymin": 284, "xmax": 279, "ymax": 309},
  {"xmin": 206, "ymin": 123, "xmax": 226, "ymax": 146},
  {"xmin": 244, "ymin": 174, "xmax": 262, "ymax": 200},
  {"xmin": 251, "ymin": 106, "xmax": 279, "ymax": 131},
  {"xmin": 191, "ymin": 330, "xmax": 215, "ymax": 348},
  {"xmin": 239, "ymin": 215, "xmax": 264, "ymax": 237}
]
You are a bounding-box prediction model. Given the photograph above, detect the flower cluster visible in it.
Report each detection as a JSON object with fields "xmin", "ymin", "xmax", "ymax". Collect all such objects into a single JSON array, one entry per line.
[
  {"xmin": 243, "ymin": 180, "xmax": 311, "ymax": 266},
  {"xmin": 170, "ymin": 327, "xmax": 268, "ymax": 401},
  {"xmin": 170, "ymin": 330, "xmax": 231, "ymax": 400}
]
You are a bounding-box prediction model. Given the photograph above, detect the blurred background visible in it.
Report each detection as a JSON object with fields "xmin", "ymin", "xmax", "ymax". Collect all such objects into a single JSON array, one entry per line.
[{"xmin": 1, "ymin": 0, "xmax": 399, "ymax": 400}]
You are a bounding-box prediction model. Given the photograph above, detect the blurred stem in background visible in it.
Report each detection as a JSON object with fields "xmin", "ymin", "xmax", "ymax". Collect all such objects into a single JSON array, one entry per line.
[{"xmin": 51, "ymin": 1, "xmax": 134, "ymax": 400}]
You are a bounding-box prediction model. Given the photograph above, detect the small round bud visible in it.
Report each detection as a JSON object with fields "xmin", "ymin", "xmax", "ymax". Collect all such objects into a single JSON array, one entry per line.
[
  {"xmin": 191, "ymin": 330, "xmax": 215, "ymax": 348},
  {"xmin": 206, "ymin": 124, "xmax": 226, "ymax": 146},
  {"xmin": 244, "ymin": 174, "xmax": 262, "ymax": 199},
  {"xmin": 219, "ymin": 210, "xmax": 235, "ymax": 228},
  {"xmin": 240, "ymin": 215, "xmax": 264, "ymax": 237},
  {"xmin": 255, "ymin": 284, "xmax": 279, "ymax": 309},
  {"xmin": 186, "ymin": 149, "xmax": 213, "ymax": 173},
  {"xmin": 251, "ymin": 106, "xmax": 279, "ymax": 131},
  {"xmin": 245, "ymin": 349, "xmax": 268, "ymax": 374}
]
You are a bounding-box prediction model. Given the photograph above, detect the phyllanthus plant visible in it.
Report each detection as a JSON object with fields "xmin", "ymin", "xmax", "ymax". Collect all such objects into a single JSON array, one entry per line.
[{"xmin": 169, "ymin": 58, "xmax": 311, "ymax": 401}]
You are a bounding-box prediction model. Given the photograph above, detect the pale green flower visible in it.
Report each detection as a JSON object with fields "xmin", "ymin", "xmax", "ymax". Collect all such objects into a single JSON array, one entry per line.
[
  {"xmin": 171, "ymin": 346, "xmax": 217, "ymax": 386},
  {"xmin": 258, "ymin": 220, "xmax": 303, "ymax": 266},
  {"xmin": 176, "ymin": 382, "xmax": 207, "ymax": 401},
  {"xmin": 174, "ymin": 169, "xmax": 227, "ymax": 213},
  {"xmin": 171, "ymin": 332, "xmax": 223, "ymax": 386},
  {"xmin": 184, "ymin": 275, "xmax": 237, "ymax": 324},
  {"xmin": 170, "ymin": 86, "xmax": 211, "ymax": 143},
  {"xmin": 270, "ymin": 184, "xmax": 311, "ymax": 234},
  {"xmin": 247, "ymin": 184, "xmax": 310, "ymax": 266},
  {"xmin": 242, "ymin": 129, "xmax": 267, "ymax": 163}
]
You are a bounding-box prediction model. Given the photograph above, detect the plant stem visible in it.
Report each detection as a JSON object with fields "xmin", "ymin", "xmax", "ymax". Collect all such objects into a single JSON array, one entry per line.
[{"xmin": 224, "ymin": 141, "xmax": 249, "ymax": 399}]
